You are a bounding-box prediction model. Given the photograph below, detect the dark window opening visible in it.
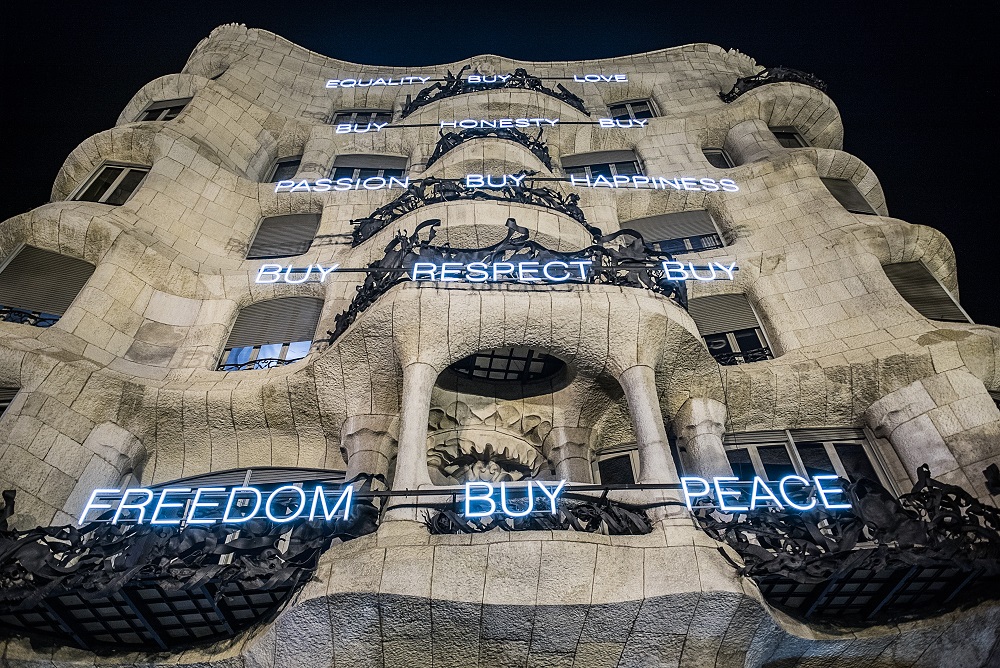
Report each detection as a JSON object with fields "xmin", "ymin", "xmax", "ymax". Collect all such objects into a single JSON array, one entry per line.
[
  {"xmin": 268, "ymin": 157, "xmax": 302, "ymax": 183},
  {"xmin": 563, "ymin": 150, "xmax": 642, "ymax": 181},
  {"xmin": 450, "ymin": 347, "xmax": 564, "ymax": 383},
  {"xmin": 688, "ymin": 294, "xmax": 773, "ymax": 366},
  {"xmin": 74, "ymin": 164, "xmax": 149, "ymax": 205},
  {"xmin": 621, "ymin": 210, "xmax": 724, "ymax": 256},
  {"xmin": 769, "ymin": 126, "xmax": 808, "ymax": 148},
  {"xmin": 332, "ymin": 166, "xmax": 405, "ymax": 180},
  {"xmin": 883, "ymin": 262, "xmax": 970, "ymax": 323},
  {"xmin": 331, "ymin": 109, "xmax": 392, "ymax": 126},
  {"xmin": 0, "ymin": 246, "xmax": 96, "ymax": 327},
  {"xmin": 596, "ymin": 452, "xmax": 637, "ymax": 485},
  {"xmin": 330, "ymin": 154, "xmax": 408, "ymax": 181},
  {"xmin": 608, "ymin": 100, "xmax": 655, "ymax": 121},
  {"xmin": 138, "ymin": 98, "xmax": 191, "ymax": 122},
  {"xmin": 820, "ymin": 177, "xmax": 877, "ymax": 215},
  {"xmin": 246, "ymin": 214, "xmax": 321, "ymax": 260},
  {"xmin": 0, "ymin": 387, "xmax": 18, "ymax": 417},
  {"xmin": 218, "ymin": 297, "xmax": 323, "ymax": 372},
  {"xmin": 703, "ymin": 147, "xmax": 735, "ymax": 169}
]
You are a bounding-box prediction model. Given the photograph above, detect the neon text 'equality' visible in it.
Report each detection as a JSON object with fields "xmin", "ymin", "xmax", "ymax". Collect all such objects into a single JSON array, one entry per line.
[
  {"xmin": 326, "ymin": 77, "xmax": 430, "ymax": 88},
  {"xmin": 79, "ymin": 485, "xmax": 354, "ymax": 525},
  {"xmin": 680, "ymin": 476, "xmax": 851, "ymax": 512},
  {"xmin": 464, "ymin": 480, "xmax": 567, "ymax": 518}
]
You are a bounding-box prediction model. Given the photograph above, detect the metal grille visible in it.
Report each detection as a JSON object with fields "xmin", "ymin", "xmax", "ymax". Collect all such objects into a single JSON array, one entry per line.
[
  {"xmin": 687, "ymin": 294, "xmax": 761, "ymax": 336},
  {"xmin": 884, "ymin": 261, "xmax": 969, "ymax": 322},
  {"xmin": 450, "ymin": 347, "xmax": 564, "ymax": 382},
  {"xmin": 246, "ymin": 214, "xmax": 321, "ymax": 259},
  {"xmin": 821, "ymin": 177, "xmax": 877, "ymax": 215},
  {"xmin": 0, "ymin": 246, "xmax": 96, "ymax": 316},
  {"xmin": 223, "ymin": 297, "xmax": 323, "ymax": 349}
]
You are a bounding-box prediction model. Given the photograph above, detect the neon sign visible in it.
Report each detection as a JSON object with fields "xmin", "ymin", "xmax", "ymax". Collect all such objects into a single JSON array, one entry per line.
[
  {"xmin": 573, "ymin": 74, "xmax": 628, "ymax": 83},
  {"xmin": 464, "ymin": 480, "xmax": 566, "ymax": 517},
  {"xmin": 441, "ymin": 118, "xmax": 559, "ymax": 129},
  {"xmin": 680, "ymin": 476, "xmax": 852, "ymax": 512},
  {"xmin": 274, "ymin": 176, "xmax": 410, "ymax": 193},
  {"xmin": 661, "ymin": 262, "xmax": 737, "ymax": 281},
  {"xmin": 335, "ymin": 122, "xmax": 389, "ymax": 134},
  {"xmin": 570, "ymin": 175, "xmax": 739, "ymax": 191},
  {"xmin": 80, "ymin": 485, "xmax": 355, "ymax": 525},
  {"xmin": 409, "ymin": 260, "xmax": 737, "ymax": 283},
  {"xmin": 255, "ymin": 264, "xmax": 339, "ymax": 284},
  {"xmin": 325, "ymin": 76, "xmax": 430, "ymax": 88},
  {"xmin": 597, "ymin": 118, "xmax": 648, "ymax": 128}
]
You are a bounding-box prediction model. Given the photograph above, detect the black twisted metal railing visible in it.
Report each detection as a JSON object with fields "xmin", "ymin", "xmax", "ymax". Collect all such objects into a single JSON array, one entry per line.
[
  {"xmin": 695, "ymin": 465, "xmax": 1000, "ymax": 626},
  {"xmin": 328, "ymin": 217, "xmax": 689, "ymax": 343},
  {"xmin": 216, "ymin": 356, "xmax": 299, "ymax": 372},
  {"xmin": 401, "ymin": 65, "xmax": 588, "ymax": 118},
  {"xmin": 0, "ymin": 476, "xmax": 383, "ymax": 652},
  {"xmin": 0, "ymin": 305, "xmax": 59, "ymax": 328},
  {"xmin": 712, "ymin": 346, "xmax": 773, "ymax": 366},
  {"xmin": 425, "ymin": 125, "xmax": 554, "ymax": 170},
  {"xmin": 720, "ymin": 66, "xmax": 828, "ymax": 103},
  {"xmin": 350, "ymin": 172, "xmax": 591, "ymax": 246}
]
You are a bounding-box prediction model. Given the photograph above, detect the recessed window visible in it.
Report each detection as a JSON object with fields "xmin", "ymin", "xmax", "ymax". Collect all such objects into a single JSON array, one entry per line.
[
  {"xmin": 267, "ymin": 157, "xmax": 302, "ymax": 183},
  {"xmin": 246, "ymin": 214, "xmax": 321, "ymax": 260},
  {"xmin": 688, "ymin": 294, "xmax": 773, "ymax": 365},
  {"xmin": 608, "ymin": 100, "xmax": 655, "ymax": 121},
  {"xmin": 562, "ymin": 150, "xmax": 642, "ymax": 180},
  {"xmin": 0, "ymin": 387, "xmax": 18, "ymax": 417},
  {"xmin": 0, "ymin": 246, "xmax": 96, "ymax": 327},
  {"xmin": 592, "ymin": 447, "xmax": 639, "ymax": 484},
  {"xmin": 331, "ymin": 109, "xmax": 392, "ymax": 126},
  {"xmin": 73, "ymin": 163, "xmax": 149, "ymax": 205},
  {"xmin": 450, "ymin": 347, "xmax": 564, "ymax": 383},
  {"xmin": 137, "ymin": 97, "xmax": 191, "ymax": 122},
  {"xmin": 331, "ymin": 154, "xmax": 407, "ymax": 180},
  {"xmin": 703, "ymin": 147, "xmax": 735, "ymax": 169},
  {"xmin": 724, "ymin": 428, "xmax": 889, "ymax": 488},
  {"xmin": 621, "ymin": 210, "xmax": 724, "ymax": 255},
  {"xmin": 820, "ymin": 177, "xmax": 877, "ymax": 215},
  {"xmin": 769, "ymin": 126, "xmax": 808, "ymax": 148},
  {"xmin": 218, "ymin": 297, "xmax": 323, "ymax": 371},
  {"xmin": 883, "ymin": 262, "xmax": 970, "ymax": 323}
]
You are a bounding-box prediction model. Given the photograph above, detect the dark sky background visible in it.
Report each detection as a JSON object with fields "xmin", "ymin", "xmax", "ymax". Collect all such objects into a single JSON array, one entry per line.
[{"xmin": 2, "ymin": 2, "xmax": 996, "ymax": 324}]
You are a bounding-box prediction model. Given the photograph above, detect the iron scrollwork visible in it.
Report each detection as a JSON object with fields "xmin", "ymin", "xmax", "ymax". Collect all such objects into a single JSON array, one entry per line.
[
  {"xmin": 720, "ymin": 66, "xmax": 828, "ymax": 103},
  {"xmin": 401, "ymin": 65, "xmax": 589, "ymax": 118},
  {"xmin": 0, "ymin": 305, "xmax": 59, "ymax": 328},
  {"xmin": 425, "ymin": 125, "xmax": 554, "ymax": 171},
  {"xmin": 350, "ymin": 172, "xmax": 593, "ymax": 246},
  {"xmin": 694, "ymin": 465, "xmax": 1000, "ymax": 625},
  {"xmin": 329, "ymin": 217, "xmax": 688, "ymax": 343}
]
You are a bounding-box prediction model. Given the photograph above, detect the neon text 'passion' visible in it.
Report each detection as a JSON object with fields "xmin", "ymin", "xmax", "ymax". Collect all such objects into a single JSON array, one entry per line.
[
  {"xmin": 464, "ymin": 480, "xmax": 567, "ymax": 518},
  {"xmin": 274, "ymin": 177, "xmax": 410, "ymax": 193},
  {"xmin": 680, "ymin": 476, "xmax": 851, "ymax": 512}
]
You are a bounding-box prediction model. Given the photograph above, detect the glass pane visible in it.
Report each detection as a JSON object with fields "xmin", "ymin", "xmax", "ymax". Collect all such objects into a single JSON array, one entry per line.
[
  {"xmin": 78, "ymin": 166, "xmax": 124, "ymax": 202},
  {"xmin": 226, "ymin": 346, "xmax": 253, "ymax": 366},
  {"xmin": 285, "ymin": 340, "xmax": 312, "ymax": 361},
  {"xmin": 162, "ymin": 106, "xmax": 184, "ymax": 121},
  {"xmin": 598, "ymin": 454, "xmax": 636, "ymax": 485},
  {"xmin": 834, "ymin": 443, "xmax": 880, "ymax": 483},
  {"xmin": 271, "ymin": 160, "xmax": 301, "ymax": 182},
  {"xmin": 612, "ymin": 161, "xmax": 640, "ymax": 176},
  {"xmin": 104, "ymin": 169, "xmax": 147, "ymax": 205},
  {"xmin": 357, "ymin": 168, "xmax": 380, "ymax": 180},
  {"xmin": 609, "ymin": 104, "xmax": 629, "ymax": 120},
  {"xmin": 565, "ymin": 166, "xmax": 588, "ymax": 179},
  {"xmin": 797, "ymin": 443, "xmax": 836, "ymax": 477},
  {"xmin": 704, "ymin": 334, "xmax": 734, "ymax": 356},
  {"xmin": 589, "ymin": 163, "xmax": 613, "ymax": 179},
  {"xmin": 773, "ymin": 132, "xmax": 805, "ymax": 148},
  {"xmin": 258, "ymin": 343, "xmax": 282, "ymax": 362},
  {"xmin": 631, "ymin": 103, "xmax": 653, "ymax": 118},
  {"xmin": 726, "ymin": 449, "xmax": 757, "ymax": 480},
  {"xmin": 332, "ymin": 167, "xmax": 356, "ymax": 179},
  {"xmin": 757, "ymin": 445, "xmax": 796, "ymax": 480},
  {"xmin": 655, "ymin": 238, "xmax": 687, "ymax": 255},
  {"xmin": 382, "ymin": 169, "xmax": 404, "ymax": 179},
  {"xmin": 374, "ymin": 112, "xmax": 392, "ymax": 124},
  {"xmin": 703, "ymin": 149, "xmax": 733, "ymax": 169},
  {"xmin": 689, "ymin": 234, "xmax": 723, "ymax": 252},
  {"xmin": 140, "ymin": 109, "xmax": 161, "ymax": 121},
  {"xmin": 333, "ymin": 113, "xmax": 352, "ymax": 125},
  {"xmin": 732, "ymin": 328, "xmax": 765, "ymax": 353}
]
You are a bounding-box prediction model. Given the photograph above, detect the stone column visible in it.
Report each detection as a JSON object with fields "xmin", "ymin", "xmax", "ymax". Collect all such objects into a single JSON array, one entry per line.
[
  {"xmin": 619, "ymin": 365, "xmax": 678, "ymax": 484},
  {"xmin": 340, "ymin": 414, "xmax": 397, "ymax": 488},
  {"xmin": 672, "ymin": 397, "xmax": 731, "ymax": 478},
  {"xmin": 384, "ymin": 362, "xmax": 437, "ymax": 522},
  {"xmin": 543, "ymin": 427, "xmax": 593, "ymax": 482}
]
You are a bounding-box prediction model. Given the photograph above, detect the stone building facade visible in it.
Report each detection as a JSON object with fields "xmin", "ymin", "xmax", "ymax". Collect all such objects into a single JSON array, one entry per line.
[{"xmin": 1, "ymin": 24, "xmax": 999, "ymax": 668}]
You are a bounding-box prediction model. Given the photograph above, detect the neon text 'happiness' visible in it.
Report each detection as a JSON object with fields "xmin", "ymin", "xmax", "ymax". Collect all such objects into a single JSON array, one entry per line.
[
  {"xmin": 680, "ymin": 476, "xmax": 851, "ymax": 512},
  {"xmin": 571, "ymin": 175, "xmax": 739, "ymax": 191},
  {"xmin": 464, "ymin": 480, "xmax": 567, "ymax": 518}
]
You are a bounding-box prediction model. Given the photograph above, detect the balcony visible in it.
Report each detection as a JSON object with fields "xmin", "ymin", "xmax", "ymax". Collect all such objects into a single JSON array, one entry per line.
[{"xmin": 0, "ymin": 304, "xmax": 59, "ymax": 328}]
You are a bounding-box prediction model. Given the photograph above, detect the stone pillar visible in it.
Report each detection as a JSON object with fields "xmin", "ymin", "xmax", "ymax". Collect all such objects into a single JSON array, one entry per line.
[
  {"xmin": 723, "ymin": 119, "xmax": 785, "ymax": 165},
  {"xmin": 384, "ymin": 362, "xmax": 437, "ymax": 522},
  {"xmin": 619, "ymin": 365, "xmax": 678, "ymax": 484},
  {"xmin": 864, "ymin": 369, "xmax": 1000, "ymax": 502},
  {"xmin": 672, "ymin": 397, "xmax": 731, "ymax": 478},
  {"xmin": 340, "ymin": 415, "xmax": 397, "ymax": 488},
  {"xmin": 543, "ymin": 427, "xmax": 593, "ymax": 482}
]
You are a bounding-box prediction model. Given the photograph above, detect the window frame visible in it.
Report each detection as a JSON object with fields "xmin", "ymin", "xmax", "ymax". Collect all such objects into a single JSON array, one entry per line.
[
  {"xmin": 591, "ymin": 444, "xmax": 641, "ymax": 485},
  {"xmin": 703, "ymin": 147, "xmax": 735, "ymax": 169},
  {"xmin": 703, "ymin": 326, "xmax": 773, "ymax": 365},
  {"xmin": 331, "ymin": 165, "xmax": 406, "ymax": 181},
  {"xmin": 330, "ymin": 109, "xmax": 393, "ymax": 126},
  {"xmin": 607, "ymin": 99, "xmax": 657, "ymax": 121},
  {"xmin": 768, "ymin": 126, "xmax": 809, "ymax": 148},
  {"xmin": 267, "ymin": 156, "xmax": 303, "ymax": 183},
  {"xmin": 564, "ymin": 160, "xmax": 643, "ymax": 180},
  {"xmin": 70, "ymin": 162, "xmax": 150, "ymax": 205},
  {"xmin": 218, "ymin": 340, "xmax": 313, "ymax": 372},
  {"xmin": 137, "ymin": 97, "xmax": 192, "ymax": 122}
]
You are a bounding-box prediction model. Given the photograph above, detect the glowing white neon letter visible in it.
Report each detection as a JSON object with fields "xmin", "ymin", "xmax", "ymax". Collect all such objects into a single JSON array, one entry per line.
[
  {"xmin": 222, "ymin": 486, "xmax": 262, "ymax": 523},
  {"xmin": 410, "ymin": 262, "xmax": 438, "ymax": 281},
  {"xmin": 661, "ymin": 261, "xmax": 689, "ymax": 280},
  {"xmin": 778, "ymin": 476, "xmax": 816, "ymax": 510},
  {"xmin": 813, "ymin": 475, "xmax": 851, "ymax": 509},
  {"xmin": 500, "ymin": 482, "xmax": 534, "ymax": 517},
  {"xmin": 113, "ymin": 488, "xmax": 154, "ymax": 524},
  {"xmin": 713, "ymin": 477, "xmax": 749, "ymax": 512},
  {"xmin": 79, "ymin": 489, "xmax": 119, "ymax": 524},
  {"xmin": 187, "ymin": 486, "xmax": 226, "ymax": 524},
  {"xmin": 465, "ymin": 481, "xmax": 496, "ymax": 518},
  {"xmin": 535, "ymin": 480, "xmax": 566, "ymax": 514},
  {"xmin": 265, "ymin": 485, "xmax": 307, "ymax": 523},
  {"xmin": 150, "ymin": 488, "xmax": 192, "ymax": 525},
  {"xmin": 680, "ymin": 477, "xmax": 711, "ymax": 510},
  {"xmin": 749, "ymin": 477, "xmax": 783, "ymax": 510},
  {"xmin": 308, "ymin": 485, "xmax": 354, "ymax": 520},
  {"xmin": 542, "ymin": 261, "xmax": 570, "ymax": 281}
]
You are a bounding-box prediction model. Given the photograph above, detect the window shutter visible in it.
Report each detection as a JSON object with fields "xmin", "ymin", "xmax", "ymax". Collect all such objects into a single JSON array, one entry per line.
[
  {"xmin": 723, "ymin": 430, "xmax": 790, "ymax": 447},
  {"xmin": 820, "ymin": 177, "xmax": 877, "ymax": 215},
  {"xmin": 0, "ymin": 246, "xmax": 96, "ymax": 315},
  {"xmin": 150, "ymin": 466, "xmax": 345, "ymax": 491},
  {"xmin": 884, "ymin": 262, "xmax": 969, "ymax": 322},
  {"xmin": 688, "ymin": 294, "xmax": 761, "ymax": 336},
  {"xmin": 621, "ymin": 210, "xmax": 718, "ymax": 243},
  {"xmin": 224, "ymin": 297, "xmax": 324, "ymax": 349},
  {"xmin": 789, "ymin": 428, "xmax": 866, "ymax": 442},
  {"xmin": 333, "ymin": 154, "xmax": 408, "ymax": 170},
  {"xmin": 246, "ymin": 214, "xmax": 321, "ymax": 259},
  {"xmin": 561, "ymin": 150, "xmax": 639, "ymax": 169}
]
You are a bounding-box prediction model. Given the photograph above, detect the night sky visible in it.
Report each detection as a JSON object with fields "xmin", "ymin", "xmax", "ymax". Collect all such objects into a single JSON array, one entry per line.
[{"xmin": 2, "ymin": 2, "xmax": 996, "ymax": 324}]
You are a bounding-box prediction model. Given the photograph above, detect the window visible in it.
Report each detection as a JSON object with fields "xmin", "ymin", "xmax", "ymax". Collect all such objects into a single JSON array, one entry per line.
[
  {"xmin": 688, "ymin": 294, "xmax": 772, "ymax": 365},
  {"xmin": 137, "ymin": 97, "xmax": 191, "ymax": 122},
  {"xmin": 267, "ymin": 157, "xmax": 302, "ymax": 183},
  {"xmin": 73, "ymin": 163, "xmax": 149, "ymax": 205},
  {"xmin": 724, "ymin": 428, "xmax": 890, "ymax": 488},
  {"xmin": 331, "ymin": 109, "xmax": 392, "ymax": 126},
  {"xmin": 769, "ymin": 126, "xmax": 808, "ymax": 148},
  {"xmin": 820, "ymin": 177, "xmax": 877, "ymax": 215},
  {"xmin": 883, "ymin": 262, "xmax": 971, "ymax": 323},
  {"xmin": 703, "ymin": 147, "xmax": 735, "ymax": 169},
  {"xmin": 331, "ymin": 154, "xmax": 407, "ymax": 180},
  {"xmin": 621, "ymin": 210, "xmax": 724, "ymax": 255},
  {"xmin": 562, "ymin": 150, "xmax": 642, "ymax": 180},
  {"xmin": 608, "ymin": 100, "xmax": 655, "ymax": 121},
  {"xmin": 450, "ymin": 347, "xmax": 564, "ymax": 382},
  {"xmin": 0, "ymin": 387, "xmax": 18, "ymax": 417},
  {"xmin": 0, "ymin": 245, "xmax": 96, "ymax": 327},
  {"xmin": 246, "ymin": 214, "xmax": 322, "ymax": 260},
  {"xmin": 218, "ymin": 297, "xmax": 323, "ymax": 371},
  {"xmin": 592, "ymin": 446, "xmax": 640, "ymax": 485}
]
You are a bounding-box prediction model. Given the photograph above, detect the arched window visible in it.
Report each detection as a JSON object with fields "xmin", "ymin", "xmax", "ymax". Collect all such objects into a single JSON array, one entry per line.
[
  {"xmin": 562, "ymin": 150, "xmax": 641, "ymax": 180},
  {"xmin": 621, "ymin": 210, "xmax": 724, "ymax": 255},
  {"xmin": 0, "ymin": 245, "xmax": 96, "ymax": 327},
  {"xmin": 687, "ymin": 294, "xmax": 773, "ymax": 365},
  {"xmin": 884, "ymin": 262, "xmax": 970, "ymax": 322},
  {"xmin": 72, "ymin": 163, "xmax": 149, "ymax": 205},
  {"xmin": 331, "ymin": 154, "xmax": 407, "ymax": 180},
  {"xmin": 218, "ymin": 297, "xmax": 324, "ymax": 371},
  {"xmin": 821, "ymin": 177, "xmax": 877, "ymax": 215},
  {"xmin": 137, "ymin": 98, "xmax": 191, "ymax": 122},
  {"xmin": 246, "ymin": 214, "xmax": 321, "ymax": 260}
]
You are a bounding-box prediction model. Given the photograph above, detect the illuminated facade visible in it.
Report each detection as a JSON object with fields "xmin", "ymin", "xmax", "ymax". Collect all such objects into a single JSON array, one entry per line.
[{"xmin": 2, "ymin": 23, "xmax": 1000, "ymax": 667}]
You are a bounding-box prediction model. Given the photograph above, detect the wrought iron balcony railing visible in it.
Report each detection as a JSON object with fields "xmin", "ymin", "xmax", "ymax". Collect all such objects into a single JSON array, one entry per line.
[
  {"xmin": 401, "ymin": 65, "xmax": 588, "ymax": 118},
  {"xmin": 215, "ymin": 357, "xmax": 300, "ymax": 372},
  {"xmin": 0, "ymin": 305, "xmax": 59, "ymax": 328},
  {"xmin": 425, "ymin": 126, "xmax": 554, "ymax": 171},
  {"xmin": 711, "ymin": 346, "xmax": 773, "ymax": 366},
  {"xmin": 720, "ymin": 66, "xmax": 828, "ymax": 103}
]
